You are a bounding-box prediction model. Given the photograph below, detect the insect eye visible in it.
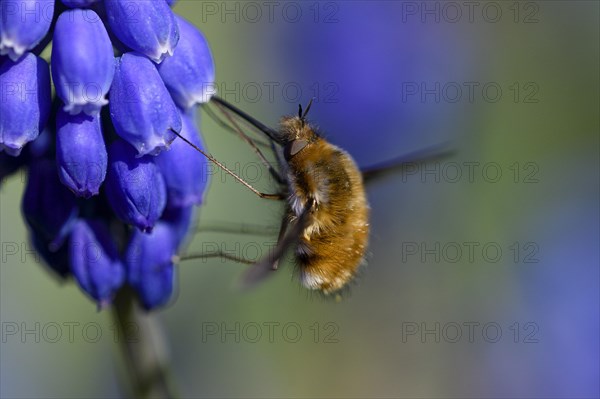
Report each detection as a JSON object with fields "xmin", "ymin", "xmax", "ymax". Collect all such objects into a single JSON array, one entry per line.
[{"xmin": 284, "ymin": 139, "xmax": 308, "ymax": 160}]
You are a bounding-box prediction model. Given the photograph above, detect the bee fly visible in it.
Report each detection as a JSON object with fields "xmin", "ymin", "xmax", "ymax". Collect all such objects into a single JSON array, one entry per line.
[{"xmin": 172, "ymin": 96, "xmax": 449, "ymax": 295}]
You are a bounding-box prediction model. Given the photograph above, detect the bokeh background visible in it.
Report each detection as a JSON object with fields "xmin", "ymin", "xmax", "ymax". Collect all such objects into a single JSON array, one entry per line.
[{"xmin": 1, "ymin": 1, "xmax": 598, "ymax": 398}]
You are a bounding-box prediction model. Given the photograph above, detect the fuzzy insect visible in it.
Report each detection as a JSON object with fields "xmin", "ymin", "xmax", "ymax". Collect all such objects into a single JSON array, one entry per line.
[
  {"xmin": 275, "ymin": 111, "xmax": 369, "ymax": 294},
  {"xmin": 173, "ymin": 96, "xmax": 447, "ymax": 295}
]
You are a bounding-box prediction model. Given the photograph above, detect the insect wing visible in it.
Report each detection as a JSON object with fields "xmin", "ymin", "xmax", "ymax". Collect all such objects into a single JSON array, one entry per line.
[{"xmin": 240, "ymin": 200, "xmax": 315, "ymax": 289}]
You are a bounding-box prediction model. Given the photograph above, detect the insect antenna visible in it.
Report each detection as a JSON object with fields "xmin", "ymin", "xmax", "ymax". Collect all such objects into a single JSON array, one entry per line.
[
  {"xmin": 301, "ymin": 98, "xmax": 314, "ymax": 120},
  {"xmin": 298, "ymin": 98, "xmax": 315, "ymax": 127}
]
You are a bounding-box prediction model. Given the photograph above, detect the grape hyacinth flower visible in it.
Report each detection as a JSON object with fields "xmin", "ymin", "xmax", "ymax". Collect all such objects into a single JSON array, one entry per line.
[
  {"xmin": 125, "ymin": 222, "xmax": 178, "ymax": 310},
  {"xmin": 22, "ymin": 158, "xmax": 78, "ymax": 251},
  {"xmin": 155, "ymin": 110, "xmax": 210, "ymax": 208},
  {"xmin": 0, "ymin": 53, "xmax": 51, "ymax": 155},
  {"xmin": 70, "ymin": 219, "xmax": 125, "ymax": 307},
  {"xmin": 51, "ymin": 9, "xmax": 115, "ymax": 115},
  {"xmin": 0, "ymin": 0, "xmax": 214, "ymax": 311},
  {"xmin": 109, "ymin": 52, "xmax": 181, "ymax": 156},
  {"xmin": 158, "ymin": 15, "xmax": 216, "ymax": 109},
  {"xmin": 61, "ymin": 0, "xmax": 100, "ymax": 8},
  {"xmin": 105, "ymin": 0, "xmax": 179, "ymax": 63},
  {"xmin": 0, "ymin": 0, "xmax": 55, "ymax": 61},
  {"xmin": 56, "ymin": 109, "xmax": 107, "ymax": 197},
  {"xmin": 161, "ymin": 204, "xmax": 196, "ymax": 248},
  {"xmin": 105, "ymin": 138, "xmax": 167, "ymax": 233}
]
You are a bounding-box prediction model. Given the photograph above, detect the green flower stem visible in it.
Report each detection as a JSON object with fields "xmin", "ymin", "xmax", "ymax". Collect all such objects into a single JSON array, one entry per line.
[{"xmin": 111, "ymin": 288, "xmax": 178, "ymax": 398}]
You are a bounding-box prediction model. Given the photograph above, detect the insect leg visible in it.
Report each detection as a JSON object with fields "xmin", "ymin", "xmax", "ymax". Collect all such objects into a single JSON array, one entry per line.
[
  {"xmin": 270, "ymin": 215, "xmax": 290, "ymax": 271},
  {"xmin": 177, "ymin": 222, "xmax": 284, "ymax": 265},
  {"xmin": 212, "ymin": 100, "xmax": 285, "ymax": 185},
  {"xmin": 240, "ymin": 199, "xmax": 315, "ymax": 289},
  {"xmin": 207, "ymin": 101, "xmax": 282, "ymax": 165},
  {"xmin": 271, "ymin": 140, "xmax": 285, "ymax": 172},
  {"xmin": 203, "ymin": 105, "xmax": 272, "ymax": 149},
  {"xmin": 175, "ymin": 252, "xmax": 255, "ymax": 265},
  {"xmin": 211, "ymin": 95, "xmax": 283, "ymax": 144},
  {"xmin": 170, "ymin": 128, "xmax": 285, "ymax": 200},
  {"xmin": 197, "ymin": 221, "xmax": 280, "ymax": 236}
]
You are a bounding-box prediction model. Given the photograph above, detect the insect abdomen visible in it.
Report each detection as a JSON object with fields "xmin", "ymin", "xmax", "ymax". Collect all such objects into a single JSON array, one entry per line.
[{"xmin": 288, "ymin": 140, "xmax": 370, "ymax": 294}]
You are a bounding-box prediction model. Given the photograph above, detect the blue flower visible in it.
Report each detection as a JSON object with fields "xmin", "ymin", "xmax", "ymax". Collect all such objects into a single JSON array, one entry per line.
[
  {"xmin": 56, "ymin": 108, "xmax": 107, "ymax": 198},
  {"xmin": 31, "ymin": 231, "xmax": 70, "ymax": 278},
  {"xmin": 157, "ymin": 15, "xmax": 215, "ymax": 109},
  {"xmin": 22, "ymin": 158, "xmax": 79, "ymax": 251},
  {"xmin": 60, "ymin": 0, "xmax": 100, "ymax": 8},
  {"xmin": 0, "ymin": 0, "xmax": 55, "ymax": 61},
  {"xmin": 155, "ymin": 110, "xmax": 209, "ymax": 207},
  {"xmin": 105, "ymin": 139, "xmax": 167, "ymax": 232},
  {"xmin": 109, "ymin": 52, "xmax": 181, "ymax": 156},
  {"xmin": 0, "ymin": 53, "xmax": 51, "ymax": 156},
  {"xmin": 51, "ymin": 9, "xmax": 115, "ymax": 115},
  {"xmin": 2, "ymin": 1, "xmax": 215, "ymax": 310},
  {"xmin": 70, "ymin": 219, "xmax": 125, "ymax": 307},
  {"xmin": 26, "ymin": 125, "xmax": 53, "ymax": 157},
  {"xmin": 125, "ymin": 222, "xmax": 177, "ymax": 310},
  {"xmin": 161, "ymin": 204, "xmax": 196, "ymax": 249},
  {"xmin": 104, "ymin": 0, "xmax": 179, "ymax": 63},
  {"xmin": 1, "ymin": 127, "xmax": 53, "ymax": 187}
]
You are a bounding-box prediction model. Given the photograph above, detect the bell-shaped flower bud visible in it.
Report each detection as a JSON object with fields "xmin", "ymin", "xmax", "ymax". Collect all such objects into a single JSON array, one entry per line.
[
  {"xmin": 61, "ymin": 0, "xmax": 100, "ymax": 8},
  {"xmin": 30, "ymin": 232, "xmax": 71, "ymax": 278},
  {"xmin": 0, "ymin": 0, "xmax": 55, "ymax": 61},
  {"xmin": 27, "ymin": 126, "xmax": 53, "ymax": 158},
  {"xmin": 161, "ymin": 203, "xmax": 195, "ymax": 249},
  {"xmin": 109, "ymin": 52, "xmax": 181, "ymax": 156},
  {"xmin": 104, "ymin": 0, "xmax": 179, "ymax": 64},
  {"xmin": 0, "ymin": 53, "xmax": 51, "ymax": 156},
  {"xmin": 1, "ymin": 125, "xmax": 56, "ymax": 186},
  {"xmin": 22, "ymin": 158, "xmax": 79, "ymax": 251},
  {"xmin": 56, "ymin": 109, "xmax": 107, "ymax": 197},
  {"xmin": 125, "ymin": 222, "xmax": 177, "ymax": 310},
  {"xmin": 105, "ymin": 139, "xmax": 167, "ymax": 232},
  {"xmin": 70, "ymin": 219, "xmax": 125, "ymax": 307},
  {"xmin": 51, "ymin": 9, "xmax": 115, "ymax": 115},
  {"xmin": 155, "ymin": 111, "xmax": 209, "ymax": 208},
  {"xmin": 157, "ymin": 16, "xmax": 215, "ymax": 109}
]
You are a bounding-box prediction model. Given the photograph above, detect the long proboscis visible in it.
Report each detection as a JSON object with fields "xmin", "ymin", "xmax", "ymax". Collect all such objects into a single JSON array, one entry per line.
[{"xmin": 210, "ymin": 95, "xmax": 283, "ymax": 145}]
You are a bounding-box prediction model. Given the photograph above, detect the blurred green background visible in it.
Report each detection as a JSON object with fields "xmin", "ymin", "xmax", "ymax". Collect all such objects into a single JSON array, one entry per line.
[{"xmin": 1, "ymin": 1, "xmax": 598, "ymax": 398}]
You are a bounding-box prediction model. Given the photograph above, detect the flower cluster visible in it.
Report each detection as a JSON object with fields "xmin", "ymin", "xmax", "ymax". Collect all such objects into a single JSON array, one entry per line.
[{"xmin": 0, "ymin": 0, "xmax": 214, "ymax": 309}]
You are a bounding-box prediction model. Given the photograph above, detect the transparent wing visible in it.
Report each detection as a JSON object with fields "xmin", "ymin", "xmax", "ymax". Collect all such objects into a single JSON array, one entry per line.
[
  {"xmin": 240, "ymin": 199, "xmax": 315, "ymax": 289},
  {"xmin": 361, "ymin": 143, "xmax": 455, "ymax": 184}
]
